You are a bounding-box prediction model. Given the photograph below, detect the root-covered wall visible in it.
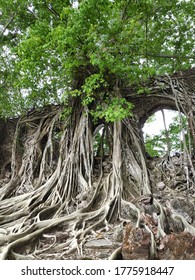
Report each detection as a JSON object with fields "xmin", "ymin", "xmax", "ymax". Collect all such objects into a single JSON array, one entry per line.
[{"xmin": 0, "ymin": 68, "xmax": 195, "ymax": 260}]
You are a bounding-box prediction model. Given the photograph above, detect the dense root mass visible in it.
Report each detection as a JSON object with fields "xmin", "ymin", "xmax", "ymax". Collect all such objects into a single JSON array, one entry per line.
[{"xmin": 0, "ymin": 69, "xmax": 195, "ymax": 260}]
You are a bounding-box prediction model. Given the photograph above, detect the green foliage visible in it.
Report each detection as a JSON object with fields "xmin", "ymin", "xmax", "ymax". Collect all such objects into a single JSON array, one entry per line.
[
  {"xmin": 144, "ymin": 114, "xmax": 189, "ymax": 157},
  {"xmin": 146, "ymin": 114, "xmax": 156, "ymax": 124},
  {"xmin": 145, "ymin": 134, "xmax": 165, "ymax": 157},
  {"xmin": 0, "ymin": 0, "xmax": 195, "ymax": 118},
  {"xmin": 81, "ymin": 74, "xmax": 107, "ymax": 106},
  {"xmin": 92, "ymin": 97, "xmax": 133, "ymax": 122}
]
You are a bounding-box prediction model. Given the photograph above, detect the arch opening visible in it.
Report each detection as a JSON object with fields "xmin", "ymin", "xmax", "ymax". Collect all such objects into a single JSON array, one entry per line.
[{"xmin": 142, "ymin": 109, "xmax": 190, "ymax": 158}]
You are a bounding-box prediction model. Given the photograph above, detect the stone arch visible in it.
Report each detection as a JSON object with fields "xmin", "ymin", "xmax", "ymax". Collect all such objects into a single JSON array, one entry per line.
[
  {"xmin": 136, "ymin": 98, "xmax": 178, "ymax": 129},
  {"xmin": 123, "ymin": 67, "xmax": 195, "ymax": 154}
]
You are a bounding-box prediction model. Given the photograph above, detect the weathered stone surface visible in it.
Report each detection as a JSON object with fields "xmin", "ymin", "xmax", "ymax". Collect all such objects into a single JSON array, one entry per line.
[
  {"xmin": 158, "ymin": 232, "xmax": 195, "ymax": 260},
  {"xmin": 122, "ymin": 220, "xmax": 195, "ymax": 260},
  {"xmin": 121, "ymin": 203, "xmax": 138, "ymax": 222},
  {"xmin": 170, "ymin": 198, "xmax": 194, "ymax": 223},
  {"xmin": 84, "ymin": 239, "xmax": 112, "ymax": 249},
  {"xmin": 113, "ymin": 226, "xmax": 123, "ymax": 242},
  {"xmin": 122, "ymin": 223, "xmax": 151, "ymax": 260},
  {"xmin": 166, "ymin": 214, "xmax": 184, "ymax": 233}
]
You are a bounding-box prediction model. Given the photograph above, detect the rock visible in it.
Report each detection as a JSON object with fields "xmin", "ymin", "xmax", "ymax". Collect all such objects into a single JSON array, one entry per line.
[
  {"xmin": 122, "ymin": 223, "xmax": 151, "ymax": 260},
  {"xmin": 170, "ymin": 198, "xmax": 194, "ymax": 223},
  {"xmin": 84, "ymin": 239, "xmax": 112, "ymax": 249},
  {"xmin": 113, "ymin": 226, "xmax": 123, "ymax": 242},
  {"xmin": 144, "ymin": 204, "xmax": 159, "ymax": 216},
  {"xmin": 121, "ymin": 203, "xmax": 138, "ymax": 222},
  {"xmin": 156, "ymin": 181, "xmax": 165, "ymax": 190},
  {"xmin": 158, "ymin": 232, "xmax": 195, "ymax": 259},
  {"xmin": 166, "ymin": 214, "xmax": 184, "ymax": 233},
  {"xmin": 171, "ymin": 198, "xmax": 194, "ymax": 214},
  {"xmin": 98, "ymin": 253, "xmax": 109, "ymax": 259},
  {"xmin": 122, "ymin": 218, "xmax": 195, "ymax": 260}
]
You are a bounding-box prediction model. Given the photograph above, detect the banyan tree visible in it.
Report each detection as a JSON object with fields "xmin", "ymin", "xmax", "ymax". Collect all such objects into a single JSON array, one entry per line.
[{"xmin": 0, "ymin": 0, "xmax": 195, "ymax": 259}]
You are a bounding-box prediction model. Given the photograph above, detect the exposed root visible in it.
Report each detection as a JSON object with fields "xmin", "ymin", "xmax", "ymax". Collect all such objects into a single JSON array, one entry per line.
[
  {"xmin": 108, "ymin": 246, "xmax": 122, "ymax": 260},
  {"xmin": 0, "ymin": 88, "xmax": 194, "ymax": 259}
]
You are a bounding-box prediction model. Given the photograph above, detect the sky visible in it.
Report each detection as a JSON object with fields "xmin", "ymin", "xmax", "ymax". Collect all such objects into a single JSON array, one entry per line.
[{"xmin": 142, "ymin": 109, "xmax": 178, "ymax": 136}]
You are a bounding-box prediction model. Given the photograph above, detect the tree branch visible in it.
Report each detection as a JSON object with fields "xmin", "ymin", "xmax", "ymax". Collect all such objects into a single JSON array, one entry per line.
[
  {"xmin": 46, "ymin": 5, "xmax": 60, "ymax": 18},
  {"xmin": 26, "ymin": 7, "xmax": 39, "ymax": 19},
  {"xmin": 0, "ymin": 14, "xmax": 15, "ymax": 37},
  {"xmin": 146, "ymin": 52, "xmax": 195, "ymax": 60}
]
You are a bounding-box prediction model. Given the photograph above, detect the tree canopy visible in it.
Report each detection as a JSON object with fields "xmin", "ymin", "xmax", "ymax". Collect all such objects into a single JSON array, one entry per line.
[
  {"xmin": 0, "ymin": 0, "xmax": 195, "ymax": 117},
  {"xmin": 0, "ymin": 0, "xmax": 195, "ymax": 260}
]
